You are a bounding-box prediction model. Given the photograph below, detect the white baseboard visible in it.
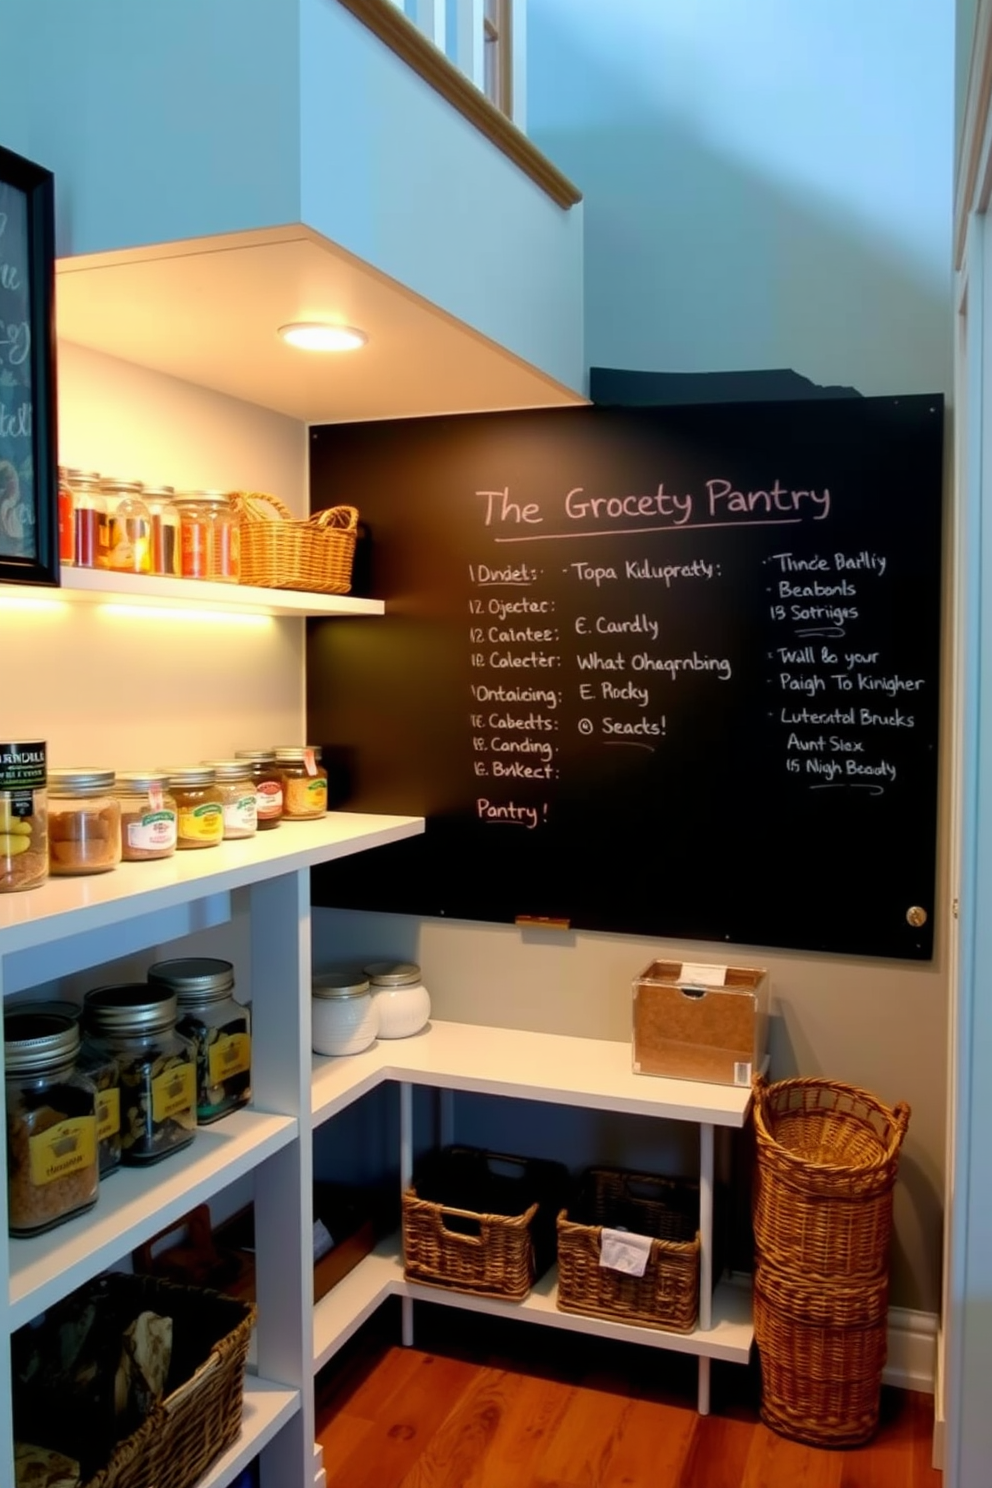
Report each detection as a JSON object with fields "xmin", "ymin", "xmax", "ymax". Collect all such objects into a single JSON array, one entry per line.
[
  {"xmin": 932, "ymin": 1324, "xmax": 946, "ymax": 1471},
  {"xmin": 882, "ymin": 1306, "xmax": 938, "ymax": 1393}
]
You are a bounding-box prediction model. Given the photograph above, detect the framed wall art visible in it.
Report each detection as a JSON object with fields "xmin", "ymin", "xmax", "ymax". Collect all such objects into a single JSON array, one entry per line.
[{"xmin": 0, "ymin": 142, "xmax": 57, "ymax": 586}]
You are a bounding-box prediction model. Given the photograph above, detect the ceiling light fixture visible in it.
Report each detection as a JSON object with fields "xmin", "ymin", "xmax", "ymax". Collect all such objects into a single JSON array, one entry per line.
[{"xmin": 277, "ymin": 322, "xmax": 368, "ymax": 353}]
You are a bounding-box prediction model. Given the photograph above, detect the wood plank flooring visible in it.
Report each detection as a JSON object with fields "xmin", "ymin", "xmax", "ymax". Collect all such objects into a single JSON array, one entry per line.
[{"xmin": 315, "ymin": 1303, "xmax": 941, "ymax": 1488}]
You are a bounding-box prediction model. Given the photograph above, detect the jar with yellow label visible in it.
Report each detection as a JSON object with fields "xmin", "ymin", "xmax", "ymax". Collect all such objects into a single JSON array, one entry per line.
[
  {"xmin": 163, "ymin": 766, "xmax": 224, "ymax": 850},
  {"xmin": 82, "ymin": 984, "xmax": 196, "ymax": 1166},
  {"xmin": 4, "ymin": 1011, "xmax": 98, "ymax": 1236},
  {"xmin": 100, "ymin": 478, "xmax": 153, "ymax": 575},
  {"xmin": 149, "ymin": 957, "xmax": 252, "ymax": 1124},
  {"xmin": 274, "ymin": 746, "xmax": 328, "ymax": 819}
]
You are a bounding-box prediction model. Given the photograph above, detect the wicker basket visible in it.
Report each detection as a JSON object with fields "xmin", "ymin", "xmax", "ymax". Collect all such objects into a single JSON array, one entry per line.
[
  {"xmin": 403, "ymin": 1146, "xmax": 568, "ymax": 1301},
  {"xmin": 753, "ymin": 1258, "xmax": 889, "ymax": 1447},
  {"xmin": 13, "ymin": 1273, "xmax": 255, "ymax": 1488},
  {"xmin": 230, "ymin": 491, "xmax": 358, "ymax": 595},
  {"xmin": 752, "ymin": 1076, "xmax": 910, "ymax": 1279},
  {"xmin": 556, "ymin": 1167, "xmax": 700, "ymax": 1333}
]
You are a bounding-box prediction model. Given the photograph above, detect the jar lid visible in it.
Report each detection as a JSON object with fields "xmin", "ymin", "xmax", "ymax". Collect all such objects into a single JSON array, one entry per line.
[
  {"xmin": 313, "ymin": 968, "xmax": 370, "ymax": 1000},
  {"xmin": 83, "ymin": 983, "xmax": 178, "ymax": 1035},
  {"xmin": 63, "ymin": 468, "xmax": 102, "ymax": 486},
  {"xmin": 234, "ymin": 749, "xmax": 277, "ymax": 763},
  {"xmin": 142, "ymin": 486, "xmax": 175, "ymax": 500},
  {"xmin": 201, "ymin": 759, "xmax": 252, "ymax": 781},
  {"xmin": 161, "ymin": 766, "xmax": 216, "ymax": 788},
  {"xmin": 48, "ymin": 767, "xmax": 116, "ymax": 796},
  {"xmin": 274, "ymin": 746, "xmax": 323, "ymax": 763},
  {"xmin": 115, "ymin": 771, "xmax": 170, "ymax": 794},
  {"xmin": 5, "ymin": 1011, "xmax": 80, "ymax": 1072},
  {"xmin": 147, "ymin": 957, "xmax": 236, "ymax": 1002},
  {"xmin": 175, "ymin": 490, "xmax": 231, "ymax": 509},
  {"xmin": 363, "ymin": 961, "xmax": 421, "ymax": 988},
  {"xmin": 9, "ymin": 999, "xmax": 82, "ymax": 1024},
  {"xmin": 99, "ymin": 478, "xmax": 145, "ymax": 496}
]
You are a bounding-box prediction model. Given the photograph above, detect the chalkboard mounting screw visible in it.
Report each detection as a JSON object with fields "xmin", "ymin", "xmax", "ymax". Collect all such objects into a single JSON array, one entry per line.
[{"xmin": 906, "ymin": 905, "xmax": 928, "ymax": 928}]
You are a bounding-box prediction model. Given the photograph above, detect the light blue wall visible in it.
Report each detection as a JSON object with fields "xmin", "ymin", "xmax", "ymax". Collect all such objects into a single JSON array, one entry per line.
[{"xmin": 528, "ymin": 0, "xmax": 953, "ymax": 397}]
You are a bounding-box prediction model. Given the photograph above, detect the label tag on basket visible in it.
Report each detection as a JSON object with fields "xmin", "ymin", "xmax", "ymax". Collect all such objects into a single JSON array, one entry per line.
[
  {"xmin": 679, "ymin": 963, "xmax": 727, "ymax": 987},
  {"xmin": 600, "ymin": 1227, "xmax": 652, "ymax": 1277}
]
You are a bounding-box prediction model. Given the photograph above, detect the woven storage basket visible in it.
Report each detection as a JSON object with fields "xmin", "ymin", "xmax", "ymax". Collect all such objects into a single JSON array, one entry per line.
[
  {"xmin": 403, "ymin": 1146, "xmax": 568, "ymax": 1301},
  {"xmin": 753, "ymin": 1258, "xmax": 889, "ymax": 1447},
  {"xmin": 13, "ymin": 1273, "xmax": 255, "ymax": 1488},
  {"xmin": 556, "ymin": 1167, "xmax": 700, "ymax": 1333},
  {"xmin": 752, "ymin": 1075, "xmax": 910, "ymax": 1279},
  {"xmin": 230, "ymin": 491, "xmax": 357, "ymax": 594}
]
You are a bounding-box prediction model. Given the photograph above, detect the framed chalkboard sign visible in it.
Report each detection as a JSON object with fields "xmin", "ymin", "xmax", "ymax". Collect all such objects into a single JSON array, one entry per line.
[
  {"xmin": 0, "ymin": 143, "xmax": 57, "ymax": 586},
  {"xmin": 307, "ymin": 395, "xmax": 944, "ymax": 960}
]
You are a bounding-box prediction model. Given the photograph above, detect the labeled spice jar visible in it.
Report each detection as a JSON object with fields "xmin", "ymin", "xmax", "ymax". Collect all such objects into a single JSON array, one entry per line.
[
  {"xmin": 149, "ymin": 957, "xmax": 252, "ymax": 1124},
  {"xmin": 363, "ymin": 962, "xmax": 431, "ymax": 1039},
  {"xmin": 0, "ymin": 740, "xmax": 48, "ymax": 894},
  {"xmin": 47, "ymin": 768, "xmax": 122, "ymax": 877},
  {"xmin": 274, "ymin": 746, "xmax": 328, "ymax": 820},
  {"xmin": 114, "ymin": 772, "xmax": 178, "ymax": 861},
  {"xmin": 312, "ymin": 969, "xmax": 378, "ymax": 1056},
  {"xmin": 57, "ymin": 466, "xmax": 74, "ymax": 566},
  {"xmin": 174, "ymin": 492, "xmax": 241, "ymax": 582},
  {"xmin": 143, "ymin": 486, "xmax": 180, "ymax": 577},
  {"xmin": 75, "ymin": 1037, "xmax": 121, "ymax": 1178},
  {"xmin": 64, "ymin": 469, "xmax": 106, "ymax": 569},
  {"xmin": 5, "ymin": 1011, "xmax": 98, "ymax": 1236},
  {"xmin": 82, "ymin": 984, "xmax": 196, "ymax": 1165},
  {"xmin": 202, "ymin": 760, "xmax": 257, "ymax": 840},
  {"xmin": 100, "ymin": 478, "xmax": 152, "ymax": 575},
  {"xmin": 234, "ymin": 749, "xmax": 283, "ymax": 830},
  {"xmin": 163, "ymin": 766, "xmax": 224, "ymax": 850}
]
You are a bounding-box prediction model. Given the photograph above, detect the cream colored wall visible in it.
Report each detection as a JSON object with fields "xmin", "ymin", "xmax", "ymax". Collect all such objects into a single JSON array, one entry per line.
[{"xmin": 2, "ymin": 342, "xmax": 309, "ymax": 765}]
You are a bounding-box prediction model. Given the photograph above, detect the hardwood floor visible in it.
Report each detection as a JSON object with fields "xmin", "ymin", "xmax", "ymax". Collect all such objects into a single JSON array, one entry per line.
[{"xmin": 315, "ymin": 1302, "xmax": 942, "ymax": 1488}]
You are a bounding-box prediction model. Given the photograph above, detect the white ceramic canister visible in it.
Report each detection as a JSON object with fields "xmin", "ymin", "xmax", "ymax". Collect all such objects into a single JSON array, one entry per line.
[
  {"xmin": 312, "ymin": 969, "xmax": 378, "ymax": 1057},
  {"xmin": 363, "ymin": 962, "xmax": 431, "ymax": 1039}
]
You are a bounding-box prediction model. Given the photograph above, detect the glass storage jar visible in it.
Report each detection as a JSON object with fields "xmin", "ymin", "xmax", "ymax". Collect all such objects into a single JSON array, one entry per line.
[
  {"xmin": 363, "ymin": 962, "xmax": 431, "ymax": 1039},
  {"xmin": 64, "ymin": 469, "xmax": 106, "ymax": 569},
  {"xmin": 143, "ymin": 485, "xmax": 180, "ymax": 577},
  {"xmin": 175, "ymin": 492, "xmax": 240, "ymax": 582},
  {"xmin": 148, "ymin": 957, "xmax": 252, "ymax": 1124},
  {"xmin": 274, "ymin": 746, "xmax": 328, "ymax": 819},
  {"xmin": 163, "ymin": 766, "xmax": 224, "ymax": 850},
  {"xmin": 233, "ymin": 749, "xmax": 283, "ymax": 830},
  {"xmin": 100, "ymin": 478, "xmax": 152, "ymax": 575},
  {"xmin": 47, "ymin": 768, "xmax": 122, "ymax": 876},
  {"xmin": 312, "ymin": 969, "xmax": 378, "ymax": 1056},
  {"xmin": 75, "ymin": 1036, "xmax": 121, "ymax": 1178},
  {"xmin": 5, "ymin": 1010, "xmax": 98, "ymax": 1236},
  {"xmin": 114, "ymin": 772, "xmax": 178, "ymax": 861},
  {"xmin": 201, "ymin": 760, "xmax": 257, "ymax": 840},
  {"xmin": 0, "ymin": 739, "xmax": 48, "ymax": 894},
  {"xmin": 57, "ymin": 466, "xmax": 74, "ymax": 567},
  {"xmin": 82, "ymin": 984, "xmax": 196, "ymax": 1165}
]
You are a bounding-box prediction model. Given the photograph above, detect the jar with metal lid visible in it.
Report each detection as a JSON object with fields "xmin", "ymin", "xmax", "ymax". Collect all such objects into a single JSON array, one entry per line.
[
  {"xmin": 114, "ymin": 772, "xmax": 178, "ymax": 861},
  {"xmin": 162, "ymin": 766, "xmax": 224, "ymax": 850},
  {"xmin": 100, "ymin": 478, "xmax": 152, "ymax": 575},
  {"xmin": 144, "ymin": 485, "xmax": 180, "ymax": 577},
  {"xmin": 148, "ymin": 957, "xmax": 252, "ymax": 1123},
  {"xmin": 363, "ymin": 962, "xmax": 431, "ymax": 1039},
  {"xmin": 201, "ymin": 760, "xmax": 257, "ymax": 840},
  {"xmin": 1, "ymin": 739, "xmax": 48, "ymax": 894},
  {"xmin": 175, "ymin": 491, "xmax": 240, "ymax": 582},
  {"xmin": 47, "ymin": 768, "xmax": 122, "ymax": 876},
  {"xmin": 57, "ymin": 465, "xmax": 74, "ymax": 567},
  {"xmin": 274, "ymin": 746, "xmax": 328, "ymax": 820},
  {"xmin": 312, "ymin": 969, "xmax": 378, "ymax": 1056},
  {"xmin": 82, "ymin": 984, "xmax": 196, "ymax": 1165},
  {"xmin": 234, "ymin": 749, "xmax": 283, "ymax": 830},
  {"xmin": 64, "ymin": 469, "xmax": 106, "ymax": 569},
  {"xmin": 5, "ymin": 1011, "xmax": 99, "ymax": 1235}
]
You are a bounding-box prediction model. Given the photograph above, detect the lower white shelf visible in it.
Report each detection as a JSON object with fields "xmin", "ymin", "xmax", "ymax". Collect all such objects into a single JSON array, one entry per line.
[
  {"xmin": 197, "ymin": 1378, "xmax": 300, "ymax": 1488},
  {"xmin": 312, "ymin": 1234, "xmax": 753, "ymax": 1375}
]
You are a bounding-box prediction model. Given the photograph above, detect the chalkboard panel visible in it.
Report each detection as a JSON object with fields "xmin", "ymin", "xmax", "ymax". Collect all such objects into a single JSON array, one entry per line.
[{"xmin": 307, "ymin": 396, "xmax": 944, "ymax": 960}]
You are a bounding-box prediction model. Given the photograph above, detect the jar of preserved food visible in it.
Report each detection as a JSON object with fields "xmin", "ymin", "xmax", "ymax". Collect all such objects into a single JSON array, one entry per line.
[
  {"xmin": 82, "ymin": 984, "xmax": 196, "ymax": 1165},
  {"xmin": 274, "ymin": 746, "xmax": 328, "ymax": 819},
  {"xmin": 47, "ymin": 768, "xmax": 122, "ymax": 876},
  {"xmin": 233, "ymin": 749, "xmax": 283, "ymax": 830},
  {"xmin": 57, "ymin": 466, "xmax": 74, "ymax": 566},
  {"xmin": 363, "ymin": 962, "xmax": 431, "ymax": 1039},
  {"xmin": 114, "ymin": 772, "xmax": 178, "ymax": 861},
  {"xmin": 5, "ymin": 1010, "xmax": 98, "ymax": 1235},
  {"xmin": 163, "ymin": 766, "xmax": 224, "ymax": 850},
  {"xmin": 201, "ymin": 760, "xmax": 257, "ymax": 839},
  {"xmin": 312, "ymin": 969, "xmax": 378, "ymax": 1057},
  {"xmin": 148, "ymin": 957, "xmax": 252, "ymax": 1124},
  {"xmin": 174, "ymin": 492, "xmax": 240, "ymax": 582},
  {"xmin": 100, "ymin": 478, "xmax": 152, "ymax": 575},
  {"xmin": 75, "ymin": 1036, "xmax": 121, "ymax": 1178},
  {"xmin": 143, "ymin": 486, "xmax": 180, "ymax": 577},
  {"xmin": 64, "ymin": 469, "xmax": 106, "ymax": 569},
  {"xmin": 0, "ymin": 740, "xmax": 48, "ymax": 894}
]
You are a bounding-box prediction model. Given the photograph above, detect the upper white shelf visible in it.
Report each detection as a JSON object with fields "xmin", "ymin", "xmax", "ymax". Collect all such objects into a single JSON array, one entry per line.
[{"xmin": 3, "ymin": 567, "xmax": 384, "ymax": 618}]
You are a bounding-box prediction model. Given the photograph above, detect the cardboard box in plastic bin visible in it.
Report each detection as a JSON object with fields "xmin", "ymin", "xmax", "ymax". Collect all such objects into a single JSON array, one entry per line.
[{"xmin": 632, "ymin": 960, "xmax": 768, "ymax": 1087}]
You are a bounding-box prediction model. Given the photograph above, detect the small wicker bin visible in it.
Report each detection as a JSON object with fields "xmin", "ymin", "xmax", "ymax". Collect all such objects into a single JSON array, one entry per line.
[
  {"xmin": 230, "ymin": 491, "xmax": 358, "ymax": 595},
  {"xmin": 556, "ymin": 1167, "xmax": 700, "ymax": 1334},
  {"xmin": 403, "ymin": 1146, "xmax": 568, "ymax": 1301}
]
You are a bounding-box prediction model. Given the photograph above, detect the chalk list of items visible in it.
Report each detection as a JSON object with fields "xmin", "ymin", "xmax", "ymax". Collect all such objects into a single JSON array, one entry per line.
[{"xmin": 307, "ymin": 397, "xmax": 944, "ymax": 960}]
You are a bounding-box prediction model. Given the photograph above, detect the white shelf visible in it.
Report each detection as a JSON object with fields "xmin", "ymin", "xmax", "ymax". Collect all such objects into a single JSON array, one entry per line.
[
  {"xmin": 8, "ymin": 1110, "xmax": 297, "ymax": 1328},
  {"xmin": 312, "ymin": 1021, "xmax": 756, "ymax": 1129},
  {"xmin": 313, "ymin": 1235, "xmax": 753, "ymax": 1372},
  {"xmin": 198, "ymin": 1379, "xmax": 301, "ymax": 1488},
  {"xmin": 3, "ymin": 568, "xmax": 384, "ymax": 618}
]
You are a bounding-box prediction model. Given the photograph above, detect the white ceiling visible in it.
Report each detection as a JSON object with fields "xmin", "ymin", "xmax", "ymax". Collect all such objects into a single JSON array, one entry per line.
[{"xmin": 55, "ymin": 226, "xmax": 584, "ymax": 425}]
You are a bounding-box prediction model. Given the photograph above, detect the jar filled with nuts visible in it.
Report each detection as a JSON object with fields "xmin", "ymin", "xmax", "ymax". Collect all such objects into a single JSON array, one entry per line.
[
  {"xmin": 47, "ymin": 768, "xmax": 122, "ymax": 876},
  {"xmin": 148, "ymin": 957, "xmax": 251, "ymax": 1124},
  {"xmin": 82, "ymin": 984, "xmax": 196, "ymax": 1166},
  {"xmin": 274, "ymin": 746, "xmax": 328, "ymax": 820},
  {"xmin": 0, "ymin": 740, "xmax": 48, "ymax": 894},
  {"xmin": 114, "ymin": 772, "xmax": 178, "ymax": 862}
]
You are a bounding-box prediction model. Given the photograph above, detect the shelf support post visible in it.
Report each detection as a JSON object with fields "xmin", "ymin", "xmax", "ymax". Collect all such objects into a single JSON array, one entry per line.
[
  {"xmin": 697, "ymin": 1121, "xmax": 715, "ymax": 1415},
  {"xmin": 400, "ymin": 1080, "xmax": 414, "ymax": 1346}
]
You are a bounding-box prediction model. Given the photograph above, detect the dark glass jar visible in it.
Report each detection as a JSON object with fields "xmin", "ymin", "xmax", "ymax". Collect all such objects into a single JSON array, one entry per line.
[
  {"xmin": 233, "ymin": 749, "xmax": 283, "ymax": 830},
  {"xmin": 148, "ymin": 957, "xmax": 252, "ymax": 1124},
  {"xmin": 10, "ymin": 999, "xmax": 121, "ymax": 1180},
  {"xmin": 82, "ymin": 984, "xmax": 196, "ymax": 1165}
]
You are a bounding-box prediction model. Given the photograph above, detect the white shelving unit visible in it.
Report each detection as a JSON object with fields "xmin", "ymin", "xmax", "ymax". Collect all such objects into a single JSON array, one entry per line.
[{"xmin": 2, "ymin": 569, "xmax": 385, "ymax": 619}]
